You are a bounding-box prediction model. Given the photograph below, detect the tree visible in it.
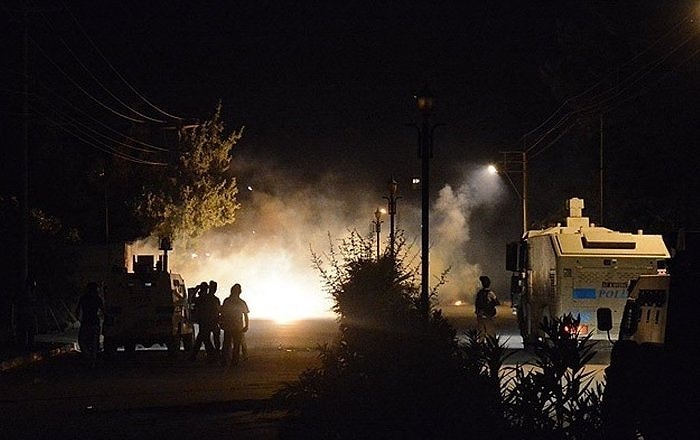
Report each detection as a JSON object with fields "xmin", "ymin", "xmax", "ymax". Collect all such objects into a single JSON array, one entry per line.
[{"xmin": 136, "ymin": 102, "xmax": 242, "ymax": 243}]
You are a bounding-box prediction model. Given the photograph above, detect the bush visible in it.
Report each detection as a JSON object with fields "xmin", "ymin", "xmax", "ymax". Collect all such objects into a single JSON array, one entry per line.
[
  {"xmin": 272, "ymin": 231, "xmax": 604, "ymax": 439},
  {"xmin": 273, "ymin": 231, "xmax": 505, "ymax": 438},
  {"xmin": 501, "ymin": 314, "xmax": 605, "ymax": 440}
]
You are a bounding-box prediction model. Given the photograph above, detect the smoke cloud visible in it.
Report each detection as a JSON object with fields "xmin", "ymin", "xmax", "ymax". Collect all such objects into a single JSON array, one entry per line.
[{"xmin": 133, "ymin": 159, "xmax": 510, "ymax": 321}]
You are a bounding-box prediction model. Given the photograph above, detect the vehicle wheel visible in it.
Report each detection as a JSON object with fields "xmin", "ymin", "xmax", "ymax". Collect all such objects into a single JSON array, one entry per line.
[{"xmin": 182, "ymin": 333, "xmax": 194, "ymax": 352}]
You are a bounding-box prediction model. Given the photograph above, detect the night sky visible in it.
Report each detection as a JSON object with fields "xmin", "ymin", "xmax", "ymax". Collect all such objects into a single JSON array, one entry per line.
[{"xmin": 2, "ymin": 1, "xmax": 700, "ymax": 304}]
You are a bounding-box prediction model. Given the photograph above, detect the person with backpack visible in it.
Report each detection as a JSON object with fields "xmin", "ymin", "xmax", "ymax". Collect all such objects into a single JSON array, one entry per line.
[
  {"xmin": 474, "ymin": 275, "xmax": 500, "ymax": 342},
  {"xmin": 219, "ymin": 283, "xmax": 249, "ymax": 368}
]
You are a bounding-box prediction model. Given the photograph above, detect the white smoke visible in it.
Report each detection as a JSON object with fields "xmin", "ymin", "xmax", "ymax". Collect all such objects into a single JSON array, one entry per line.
[
  {"xmin": 429, "ymin": 164, "xmax": 506, "ymax": 304},
  {"xmin": 132, "ymin": 160, "xmax": 506, "ymax": 320}
]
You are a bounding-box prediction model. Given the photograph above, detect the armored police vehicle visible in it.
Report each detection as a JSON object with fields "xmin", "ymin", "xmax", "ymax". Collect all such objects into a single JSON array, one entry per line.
[
  {"xmin": 103, "ymin": 251, "xmax": 194, "ymax": 355},
  {"xmin": 507, "ymin": 198, "xmax": 669, "ymax": 345}
]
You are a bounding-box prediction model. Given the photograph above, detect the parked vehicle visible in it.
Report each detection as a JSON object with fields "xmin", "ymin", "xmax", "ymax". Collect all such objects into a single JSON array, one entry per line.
[
  {"xmin": 506, "ymin": 197, "xmax": 669, "ymax": 345},
  {"xmin": 103, "ymin": 247, "xmax": 194, "ymax": 355}
]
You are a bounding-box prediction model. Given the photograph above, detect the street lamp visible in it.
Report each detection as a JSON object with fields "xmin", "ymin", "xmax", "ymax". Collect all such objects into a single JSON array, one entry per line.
[
  {"xmin": 409, "ymin": 84, "xmax": 442, "ymax": 320},
  {"xmin": 493, "ymin": 151, "xmax": 528, "ymax": 235},
  {"xmin": 372, "ymin": 208, "xmax": 384, "ymax": 260},
  {"xmin": 383, "ymin": 177, "xmax": 401, "ymax": 258}
]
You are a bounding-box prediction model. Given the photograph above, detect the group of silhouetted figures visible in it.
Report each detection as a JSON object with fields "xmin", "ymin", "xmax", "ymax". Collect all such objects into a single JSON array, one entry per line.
[
  {"xmin": 189, "ymin": 281, "xmax": 250, "ymax": 368},
  {"xmin": 71, "ymin": 280, "xmax": 250, "ymax": 369}
]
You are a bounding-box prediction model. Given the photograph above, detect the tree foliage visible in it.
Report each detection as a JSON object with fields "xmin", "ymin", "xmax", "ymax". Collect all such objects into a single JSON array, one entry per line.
[{"xmin": 137, "ymin": 102, "xmax": 242, "ymax": 243}]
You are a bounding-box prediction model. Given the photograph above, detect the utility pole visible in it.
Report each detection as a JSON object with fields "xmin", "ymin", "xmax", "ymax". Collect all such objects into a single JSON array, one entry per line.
[
  {"xmin": 599, "ymin": 114, "xmax": 604, "ymax": 225},
  {"xmin": 498, "ymin": 151, "xmax": 528, "ymax": 235}
]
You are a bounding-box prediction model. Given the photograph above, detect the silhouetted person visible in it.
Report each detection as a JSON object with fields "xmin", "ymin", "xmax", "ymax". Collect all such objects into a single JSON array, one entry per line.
[
  {"xmin": 15, "ymin": 278, "xmax": 38, "ymax": 351},
  {"xmin": 190, "ymin": 282, "xmax": 220, "ymax": 362},
  {"xmin": 208, "ymin": 280, "xmax": 221, "ymax": 353},
  {"xmin": 220, "ymin": 283, "xmax": 249, "ymax": 368},
  {"xmin": 475, "ymin": 275, "xmax": 499, "ymax": 341},
  {"xmin": 75, "ymin": 282, "xmax": 104, "ymax": 368}
]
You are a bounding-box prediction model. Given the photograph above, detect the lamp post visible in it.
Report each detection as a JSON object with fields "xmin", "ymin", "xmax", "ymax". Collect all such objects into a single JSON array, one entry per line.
[
  {"xmin": 410, "ymin": 85, "xmax": 441, "ymax": 320},
  {"xmin": 383, "ymin": 177, "xmax": 401, "ymax": 258},
  {"xmin": 372, "ymin": 208, "xmax": 383, "ymax": 260},
  {"xmin": 495, "ymin": 151, "xmax": 528, "ymax": 235}
]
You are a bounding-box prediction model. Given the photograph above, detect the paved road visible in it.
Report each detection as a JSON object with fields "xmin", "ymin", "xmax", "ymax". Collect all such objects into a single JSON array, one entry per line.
[
  {"xmin": 1, "ymin": 319, "xmax": 335, "ymax": 439},
  {"xmin": 0, "ymin": 312, "xmax": 610, "ymax": 439}
]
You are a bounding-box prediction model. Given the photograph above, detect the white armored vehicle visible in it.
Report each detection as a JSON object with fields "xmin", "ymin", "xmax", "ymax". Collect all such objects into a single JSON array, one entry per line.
[
  {"xmin": 507, "ymin": 198, "xmax": 670, "ymax": 345},
  {"xmin": 102, "ymin": 246, "xmax": 195, "ymax": 355}
]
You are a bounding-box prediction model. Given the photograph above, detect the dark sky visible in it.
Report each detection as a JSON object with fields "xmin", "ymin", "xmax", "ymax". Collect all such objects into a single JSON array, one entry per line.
[{"xmin": 2, "ymin": 1, "xmax": 700, "ymax": 295}]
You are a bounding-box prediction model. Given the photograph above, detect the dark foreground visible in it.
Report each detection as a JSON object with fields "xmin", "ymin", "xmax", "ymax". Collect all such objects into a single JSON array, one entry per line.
[{"xmin": 0, "ymin": 312, "xmax": 611, "ymax": 439}]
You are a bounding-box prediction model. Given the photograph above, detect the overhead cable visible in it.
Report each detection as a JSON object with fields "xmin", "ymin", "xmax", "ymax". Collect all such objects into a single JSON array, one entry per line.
[
  {"xmin": 61, "ymin": 1, "xmax": 183, "ymax": 121},
  {"xmin": 38, "ymin": 10, "xmax": 167, "ymax": 123}
]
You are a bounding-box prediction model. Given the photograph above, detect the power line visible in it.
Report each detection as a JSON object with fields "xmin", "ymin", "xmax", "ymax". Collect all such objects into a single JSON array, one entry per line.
[
  {"xmin": 37, "ymin": 10, "xmax": 167, "ymax": 124},
  {"xmin": 31, "ymin": 104, "xmax": 168, "ymax": 166},
  {"xmin": 523, "ymin": 10, "xmax": 697, "ymax": 158},
  {"xmin": 23, "ymin": 68, "xmax": 172, "ymax": 152},
  {"xmin": 521, "ymin": 12, "xmax": 692, "ymax": 147},
  {"xmin": 60, "ymin": 1, "xmax": 183, "ymax": 121},
  {"xmin": 32, "ymin": 94, "xmax": 167, "ymax": 155},
  {"xmin": 29, "ymin": 35, "xmax": 148, "ymax": 124},
  {"xmin": 528, "ymin": 30, "xmax": 696, "ymax": 160}
]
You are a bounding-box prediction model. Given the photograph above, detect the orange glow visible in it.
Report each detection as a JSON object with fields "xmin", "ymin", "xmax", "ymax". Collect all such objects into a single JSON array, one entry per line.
[{"xmin": 134, "ymin": 241, "xmax": 335, "ymax": 324}]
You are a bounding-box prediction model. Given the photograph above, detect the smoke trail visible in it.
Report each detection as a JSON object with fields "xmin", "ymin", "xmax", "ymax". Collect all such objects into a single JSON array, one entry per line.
[{"xmin": 428, "ymin": 163, "xmax": 511, "ymax": 305}]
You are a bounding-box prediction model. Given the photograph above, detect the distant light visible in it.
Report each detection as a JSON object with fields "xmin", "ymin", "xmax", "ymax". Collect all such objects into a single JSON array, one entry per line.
[
  {"xmin": 205, "ymin": 253, "xmax": 211, "ymax": 257},
  {"xmin": 247, "ymin": 186, "xmax": 253, "ymax": 191},
  {"xmin": 454, "ymin": 300, "xmax": 464, "ymax": 306},
  {"xmin": 191, "ymin": 253, "xmax": 198, "ymax": 258},
  {"xmin": 487, "ymin": 164, "xmax": 498, "ymax": 175},
  {"xmin": 380, "ymin": 208, "xmax": 387, "ymax": 215},
  {"xmin": 412, "ymin": 178, "xmax": 420, "ymax": 184}
]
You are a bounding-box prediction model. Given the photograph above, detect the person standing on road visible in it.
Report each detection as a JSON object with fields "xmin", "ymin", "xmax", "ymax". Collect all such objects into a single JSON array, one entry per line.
[
  {"xmin": 474, "ymin": 275, "xmax": 500, "ymax": 342},
  {"xmin": 208, "ymin": 280, "xmax": 222, "ymax": 353},
  {"xmin": 189, "ymin": 282, "xmax": 220, "ymax": 362},
  {"xmin": 75, "ymin": 282, "xmax": 104, "ymax": 368},
  {"xmin": 220, "ymin": 283, "xmax": 249, "ymax": 368}
]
